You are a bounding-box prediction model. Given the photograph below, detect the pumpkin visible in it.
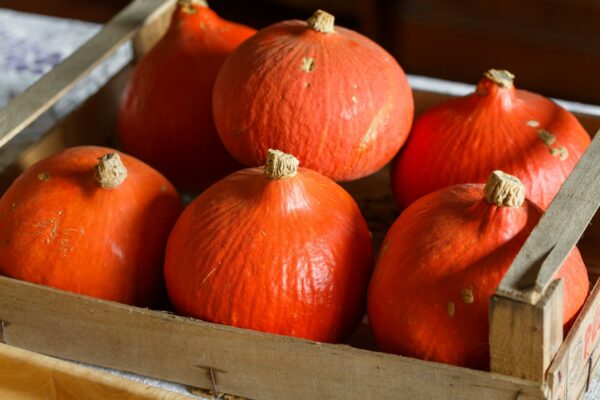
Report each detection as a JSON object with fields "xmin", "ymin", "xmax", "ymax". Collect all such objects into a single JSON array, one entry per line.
[
  {"xmin": 392, "ymin": 69, "xmax": 590, "ymax": 210},
  {"xmin": 368, "ymin": 171, "xmax": 589, "ymax": 370},
  {"xmin": 0, "ymin": 146, "xmax": 183, "ymax": 307},
  {"xmin": 164, "ymin": 149, "xmax": 374, "ymax": 342},
  {"xmin": 119, "ymin": 0, "xmax": 256, "ymax": 192},
  {"xmin": 212, "ymin": 10, "xmax": 413, "ymax": 181}
]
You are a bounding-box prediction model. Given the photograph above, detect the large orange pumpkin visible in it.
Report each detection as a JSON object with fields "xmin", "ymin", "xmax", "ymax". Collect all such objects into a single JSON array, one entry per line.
[
  {"xmin": 368, "ymin": 171, "xmax": 589, "ymax": 370},
  {"xmin": 213, "ymin": 10, "xmax": 414, "ymax": 181},
  {"xmin": 165, "ymin": 149, "xmax": 374, "ymax": 342},
  {"xmin": 119, "ymin": 0, "xmax": 256, "ymax": 192},
  {"xmin": 0, "ymin": 146, "xmax": 183, "ymax": 307},
  {"xmin": 392, "ymin": 69, "xmax": 590, "ymax": 210}
]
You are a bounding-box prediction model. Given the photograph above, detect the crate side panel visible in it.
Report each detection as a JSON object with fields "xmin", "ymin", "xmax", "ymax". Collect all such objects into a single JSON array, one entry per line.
[{"xmin": 0, "ymin": 276, "xmax": 544, "ymax": 400}]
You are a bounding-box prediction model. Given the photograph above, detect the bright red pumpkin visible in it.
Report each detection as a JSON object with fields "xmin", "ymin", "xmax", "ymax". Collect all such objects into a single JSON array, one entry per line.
[
  {"xmin": 368, "ymin": 171, "xmax": 589, "ymax": 370},
  {"xmin": 165, "ymin": 149, "xmax": 374, "ymax": 342},
  {"xmin": 0, "ymin": 146, "xmax": 183, "ymax": 307},
  {"xmin": 392, "ymin": 69, "xmax": 590, "ymax": 210},
  {"xmin": 119, "ymin": 0, "xmax": 256, "ymax": 192},
  {"xmin": 212, "ymin": 10, "xmax": 413, "ymax": 181}
]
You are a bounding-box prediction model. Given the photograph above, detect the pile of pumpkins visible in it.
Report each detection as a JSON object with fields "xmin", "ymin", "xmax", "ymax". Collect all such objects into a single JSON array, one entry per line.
[{"xmin": 0, "ymin": 0, "xmax": 591, "ymax": 371}]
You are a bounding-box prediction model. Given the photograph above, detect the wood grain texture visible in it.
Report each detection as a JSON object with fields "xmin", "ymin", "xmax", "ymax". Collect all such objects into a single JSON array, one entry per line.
[
  {"xmin": 497, "ymin": 132, "xmax": 600, "ymax": 304},
  {"xmin": 490, "ymin": 280, "xmax": 564, "ymax": 382},
  {"xmin": 0, "ymin": 276, "xmax": 545, "ymax": 400},
  {"xmin": 547, "ymin": 280, "xmax": 600, "ymax": 400},
  {"xmin": 0, "ymin": 343, "xmax": 193, "ymax": 399},
  {"xmin": 0, "ymin": 0, "xmax": 169, "ymax": 149}
]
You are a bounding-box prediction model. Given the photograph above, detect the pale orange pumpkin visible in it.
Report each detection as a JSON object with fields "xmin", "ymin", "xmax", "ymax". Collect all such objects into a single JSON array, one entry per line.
[
  {"xmin": 165, "ymin": 149, "xmax": 374, "ymax": 342},
  {"xmin": 392, "ymin": 69, "xmax": 590, "ymax": 210},
  {"xmin": 368, "ymin": 171, "xmax": 589, "ymax": 370},
  {"xmin": 0, "ymin": 146, "xmax": 183, "ymax": 307},
  {"xmin": 213, "ymin": 10, "xmax": 413, "ymax": 181},
  {"xmin": 119, "ymin": 0, "xmax": 256, "ymax": 192}
]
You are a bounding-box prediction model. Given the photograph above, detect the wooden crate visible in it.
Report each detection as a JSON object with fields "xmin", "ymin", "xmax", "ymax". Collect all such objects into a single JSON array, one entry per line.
[{"xmin": 1, "ymin": 1, "xmax": 600, "ymax": 399}]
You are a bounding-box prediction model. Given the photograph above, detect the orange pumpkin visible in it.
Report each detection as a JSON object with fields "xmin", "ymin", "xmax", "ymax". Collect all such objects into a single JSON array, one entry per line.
[
  {"xmin": 119, "ymin": 0, "xmax": 256, "ymax": 192},
  {"xmin": 392, "ymin": 69, "xmax": 590, "ymax": 210},
  {"xmin": 0, "ymin": 146, "xmax": 183, "ymax": 307},
  {"xmin": 368, "ymin": 171, "xmax": 589, "ymax": 370},
  {"xmin": 165, "ymin": 149, "xmax": 374, "ymax": 342},
  {"xmin": 213, "ymin": 10, "xmax": 413, "ymax": 181}
]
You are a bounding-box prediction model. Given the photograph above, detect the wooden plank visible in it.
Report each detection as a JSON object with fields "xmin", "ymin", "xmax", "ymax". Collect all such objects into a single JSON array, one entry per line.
[
  {"xmin": 497, "ymin": 132, "xmax": 600, "ymax": 304},
  {"xmin": 0, "ymin": 0, "xmax": 171, "ymax": 150},
  {"xmin": 490, "ymin": 280, "xmax": 564, "ymax": 382},
  {"xmin": 547, "ymin": 280, "xmax": 600, "ymax": 400},
  {"xmin": 0, "ymin": 67, "xmax": 129, "ymax": 193},
  {"xmin": 0, "ymin": 343, "xmax": 193, "ymax": 400},
  {"xmin": 0, "ymin": 276, "xmax": 545, "ymax": 400}
]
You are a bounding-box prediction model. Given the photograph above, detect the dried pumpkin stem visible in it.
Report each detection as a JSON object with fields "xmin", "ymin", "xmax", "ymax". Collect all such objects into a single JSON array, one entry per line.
[
  {"xmin": 178, "ymin": 0, "xmax": 208, "ymax": 10},
  {"xmin": 484, "ymin": 69, "xmax": 515, "ymax": 89},
  {"xmin": 483, "ymin": 170, "xmax": 525, "ymax": 207},
  {"xmin": 95, "ymin": 153, "xmax": 128, "ymax": 189},
  {"xmin": 307, "ymin": 10, "xmax": 335, "ymax": 34},
  {"xmin": 265, "ymin": 149, "xmax": 299, "ymax": 180}
]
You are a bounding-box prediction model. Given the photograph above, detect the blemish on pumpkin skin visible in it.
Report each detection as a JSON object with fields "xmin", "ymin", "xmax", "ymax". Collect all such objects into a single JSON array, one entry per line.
[
  {"xmin": 447, "ymin": 301, "xmax": 456, "ymax": 317},
  {"xmin": 550, "ymin": 146, "xmax": 569, "ymax": 161},
  {"xmin": 301, "ymin": 57, "xmax": 316, "ymax": 73},
  {"xmin": 160, "ymin": 185, "xmax": 168, "ymax": 192},
  {"xmin": 461, "ymin": 288, "xmax": 474, "ymax": 304},
  {"xmin": 38, "ymin": 172, "xmax": 51, "ymax": 182},
  {"xmin": 233, "ymin": 128, "xmax": 246, "ymax": 136},
  {"xmin": 359, "ymin": 102, "xmax": 392, "ymax": 151},
  {"xmin": 527, "ymin": 120, "xmax": 540, "ymax": 127},
  {"xmin": 11, "ymin": 203, "xmax": 16, "ymax": 212},
  {"xmin": 352, "ymin": 96, "xmax": 358, "ymax": 104},
  {"xmin": 304, "ymin": 82, "xmax": 312, "ymax": 89},
  {"xmin": 537, "ymin": 129, "xmax": 556, "ymax": 146}
]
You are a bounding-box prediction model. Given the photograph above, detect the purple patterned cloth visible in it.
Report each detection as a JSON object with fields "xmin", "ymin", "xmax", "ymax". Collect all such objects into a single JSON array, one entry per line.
[{"xmin": 0, "ymin": 9, "xmax": 130, "ymax": 170}]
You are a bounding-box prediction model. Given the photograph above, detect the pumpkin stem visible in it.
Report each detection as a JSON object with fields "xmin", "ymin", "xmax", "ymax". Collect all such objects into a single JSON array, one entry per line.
[
  {"xmin": 265, "ymin": 149, "xmax": 299, "ymax": 180},
  {"xmin": 484, "ymin": 69, "xmax": 515, "ymax": 89},
  {"xmin": 483, "ymin": 170, "xmax": 525, "ymax": 208},
  {"xmin": 94, "ymin": 153, "xmax": 128, "ymax": 189},
  {"xmin": 307, "ymin": 10, "xmax": 335, "ymax": 34},
  {"xmin": 178, "ymin": 0, "xmax": 208, "ymax": 11}
]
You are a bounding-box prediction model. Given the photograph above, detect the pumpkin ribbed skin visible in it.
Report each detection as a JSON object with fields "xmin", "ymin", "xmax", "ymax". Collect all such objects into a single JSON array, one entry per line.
[
  {"xmin": 0, "ymin": 146, "xmax": 183, "ymax": 307},
  {"xmin": 165, "ymin": 160, "xmax": 374, "ymax": 342},
  {"xmin": 212, "ymin": 12, "xmax": 413, "ymax": 181},
  {"xmin": 119, "ymin": 1, "xmax": 255, "ymax": 192},
  {"xmin": 368, "ymin": 181, "xmax": 589, "ymax": 370},
  {"xmin": 392, "ymin": 70, "xmax": 590, "ymax": 209}
]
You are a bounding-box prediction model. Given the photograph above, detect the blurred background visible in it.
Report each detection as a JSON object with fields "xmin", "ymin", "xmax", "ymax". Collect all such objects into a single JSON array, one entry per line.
[{"xmin": 1, "ymin": 0, "xmax": 599, "ymax": 104}]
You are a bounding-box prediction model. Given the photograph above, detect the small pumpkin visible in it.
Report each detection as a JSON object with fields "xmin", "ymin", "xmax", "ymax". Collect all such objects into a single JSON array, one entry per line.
[
  {"xmin": 164, "ymin": 149, "xmax": 374, "ymax": 342},
  {"xmin": 0, "ymin": 146, "xmax": 183, "ymax": 307},
  {"xmin": 392, "ymin": 69, "xmax": 590, "ymax": 210},
  {"xmin": 213, "ymin": 10, "xmax": 414, "ymax": 181},
  {"xmin": 368, "ymin": 171, "xmax": 589, "ymax": 370},
  {"xmin": 119, "ymin": 0, "xmax": 256, "ymax": 192}
]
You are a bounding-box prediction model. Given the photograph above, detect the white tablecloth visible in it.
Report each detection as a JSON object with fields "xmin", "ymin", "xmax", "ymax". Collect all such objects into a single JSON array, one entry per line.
[{"xmin": 0, "ymin": 7, "xmax": 598, "ymax": 400}]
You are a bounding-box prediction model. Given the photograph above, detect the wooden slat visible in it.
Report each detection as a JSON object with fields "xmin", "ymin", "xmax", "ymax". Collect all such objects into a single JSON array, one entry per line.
[
  {"xmin": 497, "ymin": 132, "xmax": 600, "ymax": 304},
  {"xmin": 0, "ymin": 0, "xmax": 172, "ymax": 150},
  {"xmin": 547, "ymin": 280, "xmax": 600, "ymax": 400},
  {"xmin": 490, "ymin": 280, "xmax": 564, "ymax": 382},
  {"xmin": 0, "ymin": 343, "xmax": 193, "ymax": 400},
  {"xmin": 0, "ymin": 276, "xmax": 545, "ymax": 400}
]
